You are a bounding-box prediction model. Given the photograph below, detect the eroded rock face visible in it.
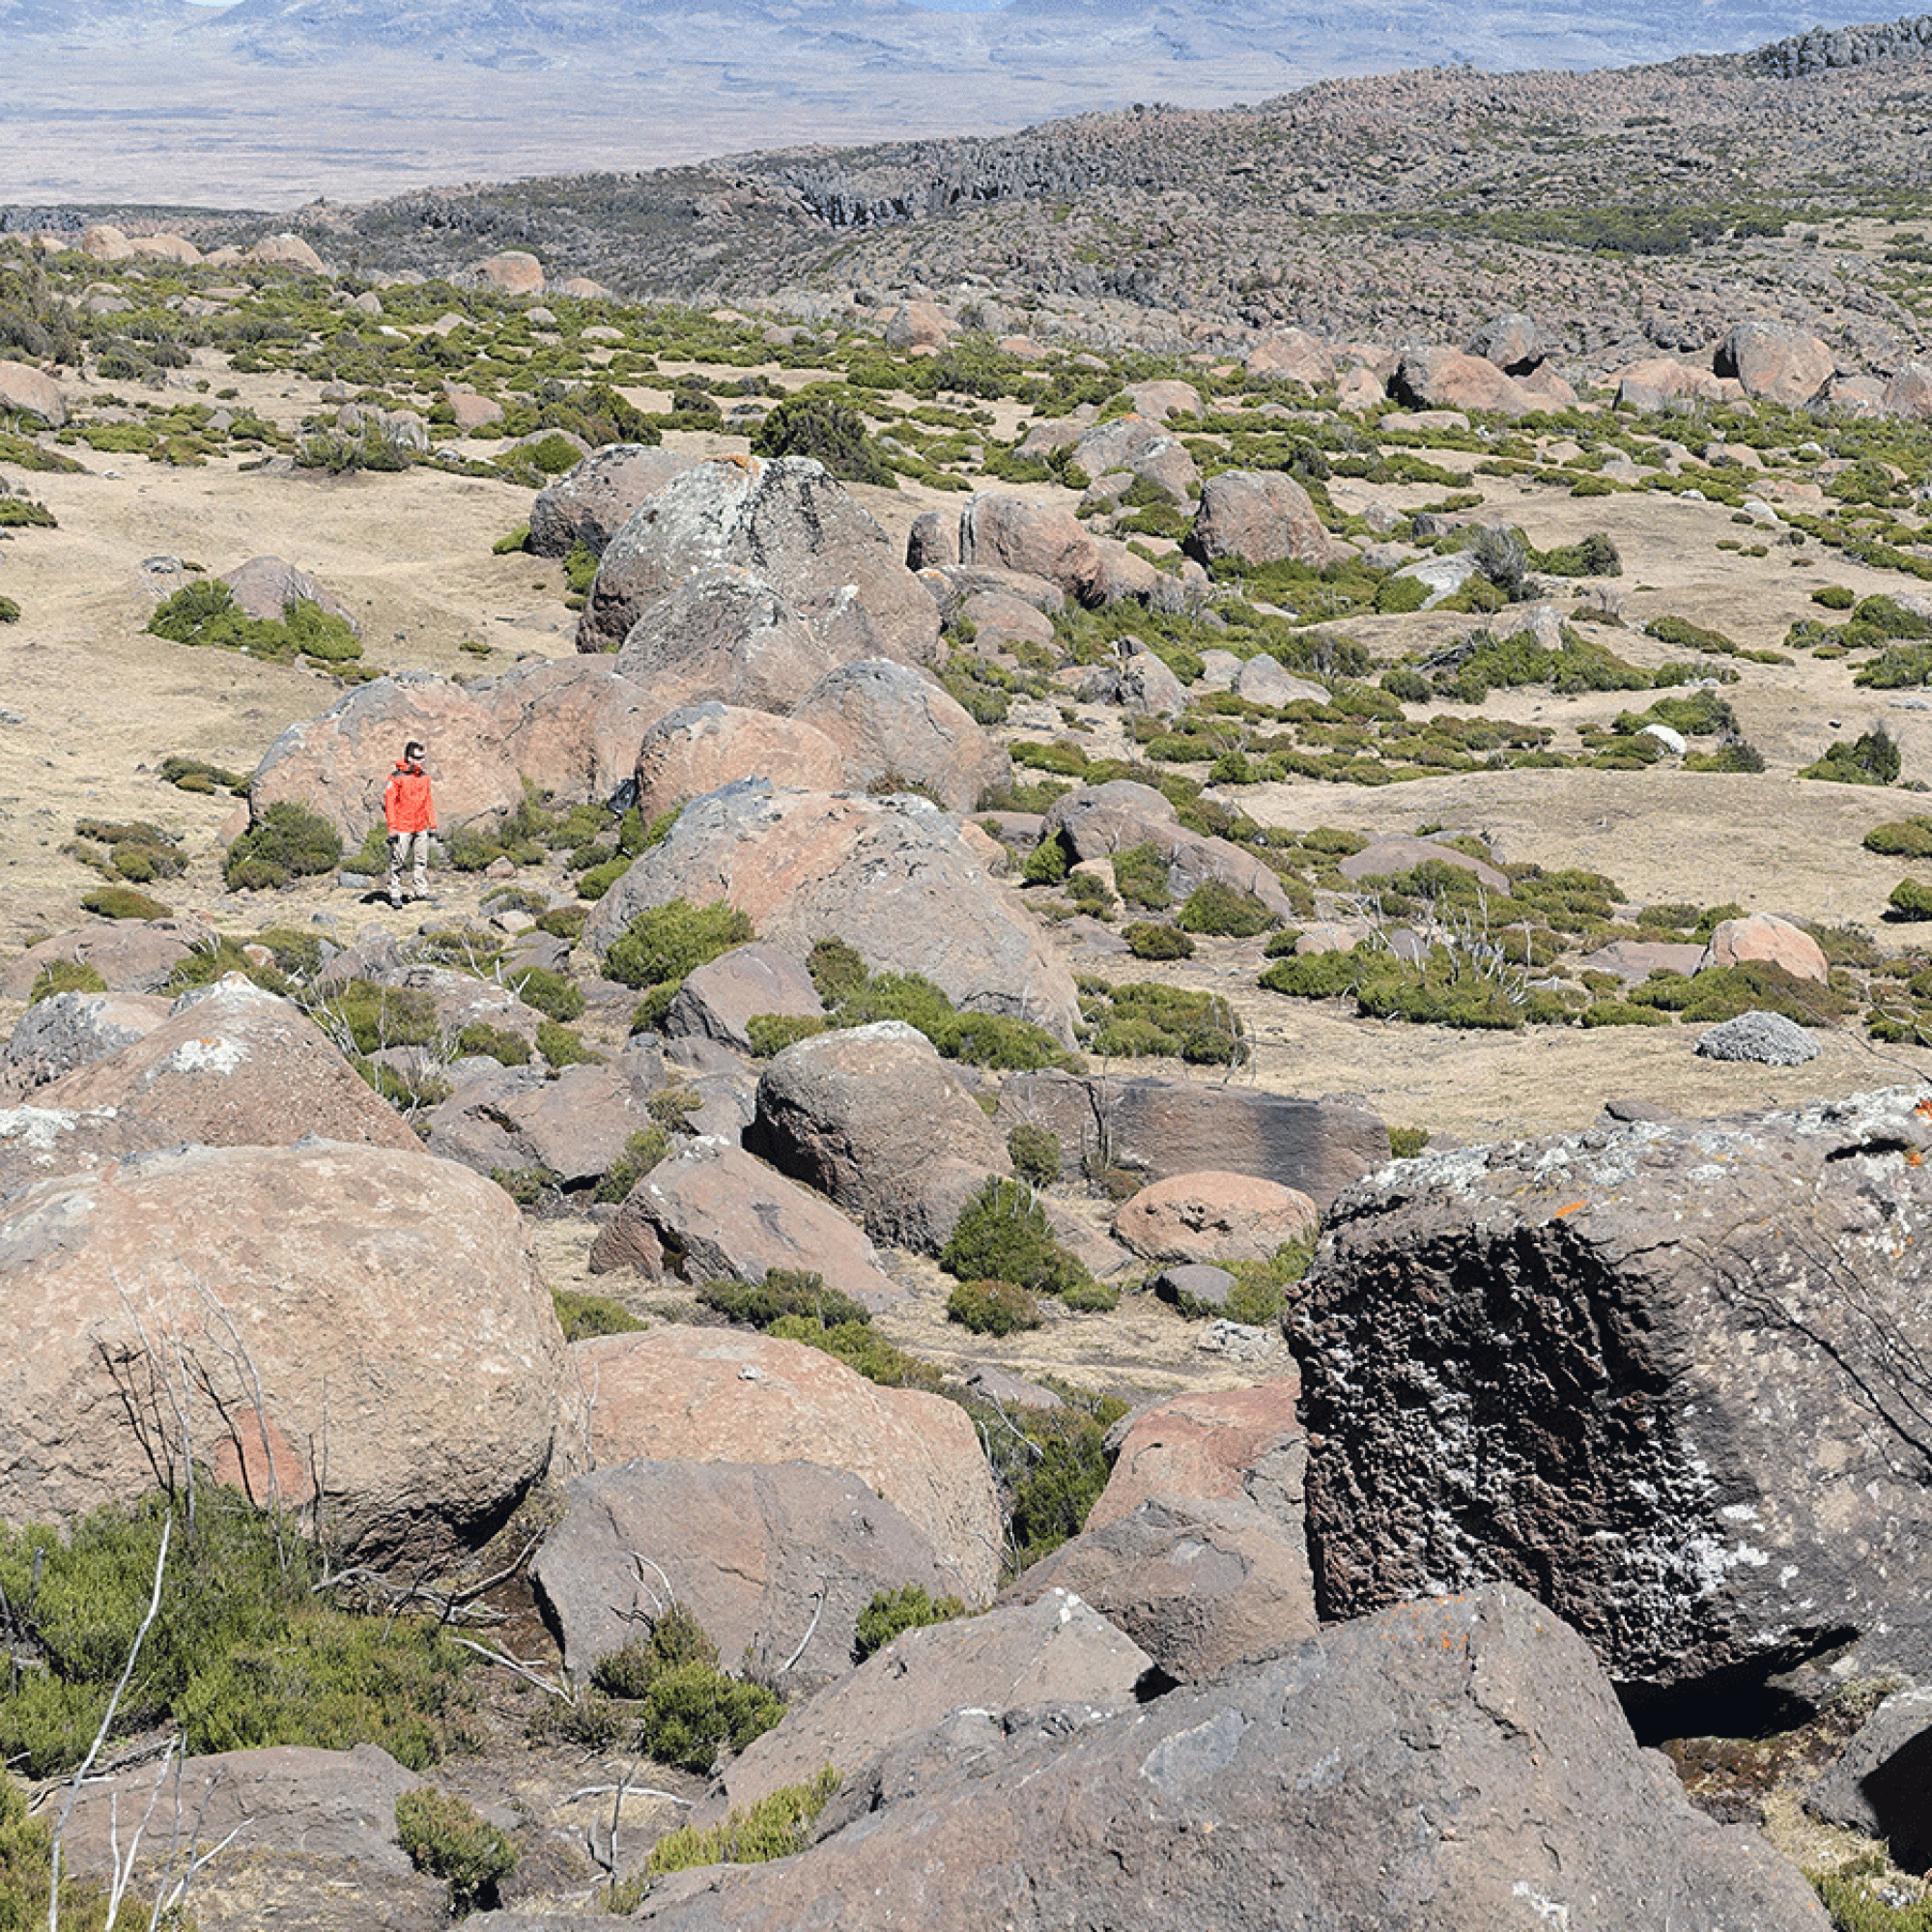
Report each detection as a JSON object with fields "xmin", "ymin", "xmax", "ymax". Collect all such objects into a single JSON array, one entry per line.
[
  {"xmin": 572, "ymin": 1327, "xmax": 1002, "ymax": 1601},
  {"xmin": 0, "ymin": 1140, "xmax": 580, "ymax": 1566},
  {"xmin": 601, "ymin": 1584, "xmax": 1828, "ymax": 1932},
  {"xmin": 1293, "ymin": 1089, "xmax": 1932, "ymax": 1698},
  {"xmin": 579, "ymin": 456, "xmax": 941, "ymax": 664},
  {"xmin": 1719, "ymin": 321, "xmax": 1834, "ymax": 404},
  {"xmin": 612, "ymin": 567, "xmax": 840, "ymax": 713},
  {"xmin": 631, "ymin": 700, "xmax": 846, "ymax": 822},
  {"xmin": 527, "ymin": 442, "xmax": 696, "ymax": 557},
  {"xmin": 0, "ymin": 988, "xmax": 169, "ymax": 1099},
  {"xmin": 531, "ymin": 1459, "xmax": 967, "ymax": 1692},
  {"xmin": 790, "ymin": 658, "xmax": 1010, "ymax": 811},
  {"xmin": 583, "ymin": 783, "xmax": 1082, "ymax": 1043},
  {"xmin": 1184, "ymin": 467, "xmax": 1343, "ymax": 568}
]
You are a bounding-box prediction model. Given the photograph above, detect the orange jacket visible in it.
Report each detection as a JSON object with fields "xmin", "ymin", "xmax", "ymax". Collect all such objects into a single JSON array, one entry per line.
[{"xmin": 384, "ymin": 761, "xmax": 437, "ymax": 834}]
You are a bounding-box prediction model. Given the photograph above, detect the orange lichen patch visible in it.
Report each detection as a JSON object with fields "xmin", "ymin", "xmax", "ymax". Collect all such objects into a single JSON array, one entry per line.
[
  {"xmin": 1909, "ymin": 1150, "xmax": 1924, "ymax": 1168},
  {"xmin": 1915, "ymin": 1097, "xmax": 1932, "ymax": 1118},
  {"xmin": 1552, "ymin": 1199, "xmax": 1587, "ymax": 1218}
]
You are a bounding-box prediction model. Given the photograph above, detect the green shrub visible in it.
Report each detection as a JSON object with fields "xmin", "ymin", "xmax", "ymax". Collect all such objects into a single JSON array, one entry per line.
[
  {"xmin": 0, "ymin": 1769, "xmax": 157, "ymax": 1931},
  {"xmin": 455, "ymin": 1022, "xmax": 529, "ymax": 1065},
  {"xmin": 947, "ymin": 1277, "xmax": 1042, "ymax": 1335},
  {"xmin": 1022, "ymin": 836, "xmax": 1071, "ymax": 885},
  {"xmin": 395, "ymin": 1787, "xmax": 516, "ymax": 1916},
  {"xmin": 1799, "ymin": 726, "xmax": 1903, "ymax": 786},
  {"xmin": 1111, "ymin": 840, "xmax": 1173, "ymax": 909},
  {"xmin": 224, "ymin": 800, "xmax": 343, "ymax": 890},
  {"xmin": 577, "ymin": 854, "xmax": 630, "ymax": 898},
  {"xmin": 551, "ymin": 1288, "xmax": 646, "ymax": 1341},
  {"xmin": 1177, "ymin": 878, "xmax": 1277, "ymax": 937},
  {"xmin": 853, "ymin": 1585, "xmax": 967, "ymax": 1662},
  {"xmin": 767, "ymin": 1316, "xmax": 944, "ymax": 1392},
  {"xmin": 637, "ymin": 1662, "xmax": 784, "ymax": 1774},
  {"xmin": 79, "ymin": 884, "xmax": 170, "ymax": 921},
  {"xmin": 315, "ymin": 979, "xmax": 439, "ymax": 1054},
  {"xmin": 1865, "ymin": 819, "xmax": 1932, "ymax": 859},
  {"xmin": 751, "ymin": 395, "xmax": 894, "ymax": 486},
  {"xmin": 502, "ymin": 964, "xmax": 585, "ymax": 1022},
  {"xmin": 806, "ymin": 935, "xmax": 868, "ymax": 1005},
  {"xmin": 1387, "ymin": 1125, "xmax": 1428, "ymax": 1159},
  {"xmin": 28, "ymin": 958, "xmax": 109, "ymax": 1003},
  {"xmin": 590, "ymin": 1603, "xmax": 718, "ymax": 1698},
  {"xmin": 1889, "ymin": 878, "xmax": 1932, "ymax": 921},
  {"xmin": 942, "ymin": 1179, "xmax": 1090, "ymax": 1296},
  {"xmin": 1008, "ymin": 1413, "xmax": 1113, "ymax": 1570},
  {"xmin": 590, "ymin": 1126, "xmax": 671, "ymax": 1204},
  {"xmin": 641, "ymin": 1768, "xmax": 841, "ymax": 1881},
  {"xmin": 746, "ymin": 1012, "xmax": 832, "ymax": 1057},
  {"xmin": 1007, "ymin": 1122, "xmax": 1063, "ymax": 1187},
  {"xmin": 1123, "ymin": 921, "xmax": 1193, "ymax": 959},
  {"xmin": 1812, "ymin": 583, "xmax": 1857, "ymax": 610},
  {"xmin": 535, "ymin": 1016, "xmax": 599, "ymax": 1066},
  {"xmin": 605, "ymin": 897, "xmax": 753, "ymax": 1025},
  {"xmin": 698, "ymin": 1268, "xmax": 873, "ymax": 1331}
]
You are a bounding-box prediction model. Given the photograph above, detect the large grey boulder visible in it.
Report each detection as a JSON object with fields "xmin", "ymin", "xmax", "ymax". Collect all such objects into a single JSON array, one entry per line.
[
  {"xmin": 583, "ymin": 782, "xmax": 1082, "ymax": 1044},
  {"xmin": 1719, "ymin": 321, "xmax": 1834, "ymax": 405},
  {"xmin": 748, "ymin": 1020, "xmax": 1009, "ymax": 1252},
  {"xmin": 531, "ymin": 1459, "xmax": 969, "ymax": 1693},
  {"xmin": 612, "ymin": 567, "xmax": 841, "ymax": 713},
  {"xmin": 0, "ymin": 988, "xmax": 169, "ymax": 1099},
  {"xmin": 222, "ymin": 554, "xmax": 360, "ymax": 633},
  {"xmin": 663, "ymin": 941, "xmax": 823, "ymax": 1055},
  {"xmin": 1183, "ymin": 467, "xmax": 1343, "ymax": 568},
  {"xmin": 527, "ymin": 442, "xmax": 696, "ymax": 557},
  {"xmin": 581, "ymin": 1583, "xmax": 1830, "ymax": 1932},
  {"xmin": 1804, "ymin": 1685, "xmax": 1932, "ymax": 1866},
  {"xmin": 1, "ymin": 919, "xmax": 207, "ymax": 1000},
  {"xmin": 1294, "ymin": 1089, "xmax": 1932, "ymax": 1700},
  {"xmin": 479, "ymin": 656, "xmax": 658, "ymax": 805},
  {"xmin": 996, "ymin": 1068, "xmax": 1389, "ymax": 1208},
  {"xmin": 579, "ymin": 456, "xmax": 941, "ymax": 664},
  {"xmin": 631, "ymin": 700, "xmax": 846, "ymax": 821}
]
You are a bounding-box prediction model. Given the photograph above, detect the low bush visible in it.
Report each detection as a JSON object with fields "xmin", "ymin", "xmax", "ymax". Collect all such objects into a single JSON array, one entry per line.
[
  {"xmin": 1799, "ymin": 726, "xmax": 1903, "ymax": 786},
  {"xmin": 28, "ymin": 959, "xmax": 109, "ymax": 1003},
  {"xmin": 224, "ymin": 800, "xmax": 343, "ymax": 890},
  {"xmin": 698, "ymin": 1268, "xmax": 873, "ymax": 1331},
  {"xmin": 591, "ymin": 1126, "xmax": 671, "ymax": 1204},
  {"xmin": 1123, "ymin": 921, "xmax": 1193, "ymax": 959},
  {"xmin": 395, "ymin": 1787, "xmax": 516, "ymax": 1916},
  {"xmin": 947, "ymin": 1277, "xmax": 1042, "ymax": 1335},
  {"xmin": 637, "ymin": 1662, "xmax": 785, "ymax": 1774},
  {"xmin": 641, "ymin": 1767, "xmax": 841, "ymax": 1882},
  {"xmin": 853, "ymin": 1585, "xmax": 967, "ymax": 1662},
  {"xmin": 78, "ymin": 884, "xmax": 169, "ymax": 921},
  {"xmin": 745, "ymin": 1012, "xmax": 832, "ymax": 1057},
  {"xmin": 1176, "ymin": 878, "xmax": 1276, "ymax": 937},
  {"xmin": 1865, "ymin": 818, "xmax": 1932, "ymax": 859},
  {"xmin": 942, "ymin": 1179, "xmax": 1090, "ymax": 1296},
  {"xmin": 605, "ymin": 897, "xmax": 754, "ymax": 1027},
  {"xmin": 1111, "ymin": 841, "xmax": 1173, "ymax": 909},
  {"xmin": 1007, "ymin": 1122, "xmax": 1063, "ymax": 1186},
  {"xmin": 550, "ymin": 1288, "xmax": 646, "ymax": 1341}
]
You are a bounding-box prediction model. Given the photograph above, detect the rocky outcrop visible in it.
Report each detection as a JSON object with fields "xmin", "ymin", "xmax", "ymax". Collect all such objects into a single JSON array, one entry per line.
[
  {"xmin": 578, "ymin": 456, "xmax": 941, "ymax": 664},
  {"xmin": 527, "ymin": 443, "xmax": 696, "ymax": 557},
  {"xmin": 1112, "ymin": 1169, "xmax": 1319, "ymax": 1263},
  {"xmin": 1699, "ymin": 911, "xmax": 1829, "ymax": 983},
  {"xmin": 0, "ymin": 1140, "xmax": 580, "ymax": 1566},
  {"xmin": 572, "ymin": 1326, "xmax": 1002, "ymax": 1601},
  {"xmin": 1294, "ymin": 1089, "xmax": 1932, "ymax": 1700},
  {"xmin": 582, "ymin": 783, "xmax": 1083, "ymax": 1043},
  {"xmin": 1718, "ymin": 321, "xmax": 1834, "ymax": 405},
  {"xmin": 612, "ymin": 568, "xmax": 841, "ymax": 714},
  {"xmin": 222, "ymin": 554, "xmax": 360, "ymax": 632},
  {"xmin": 2, "ymin": 919, "xmax": 208, "ymax": 1000},
  {"xmin": 592, "ymin": 1584, "xmax": 1827, "ymax": 1932},
  {"xmin": 748, "ymin": 1020, "xmax": 1009, "ymax": 1251},
  {"xmin": 0, "ymin": 987, "xmax": 168, "ymax": 1098},
  {"xmin": 663, "ymin": 942, "xmax": 823, "ymax": 1055},
  {"xmin": 631, "ymin": 701, "xmax": 846, "ymax": 821}
]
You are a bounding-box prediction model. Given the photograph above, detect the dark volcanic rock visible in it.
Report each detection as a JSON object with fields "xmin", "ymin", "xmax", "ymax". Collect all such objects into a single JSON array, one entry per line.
[{"xmin": 1293, "ymin": 1088, "xmax": 1932, "ymax": 1701}]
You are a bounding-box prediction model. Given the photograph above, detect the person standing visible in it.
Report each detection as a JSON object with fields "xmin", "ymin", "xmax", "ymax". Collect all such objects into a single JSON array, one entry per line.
[{"xmin": 384, "ymin": 739, "xmax": 437, "ymax": 906}]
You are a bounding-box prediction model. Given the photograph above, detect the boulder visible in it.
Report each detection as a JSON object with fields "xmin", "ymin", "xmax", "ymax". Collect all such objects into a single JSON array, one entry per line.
[
  {"xmin": 1123, "ymin": 378, "xmax": 1202, "ymax": 419},
  {"xmin": 956, "ymin": 491, "xmax": 1111, "ymax": 606},
  {"xmin": 0, "ymin": 1103, "xmax": 182, "ymax": 1201},
  {"xmin": 0, "ymin": 1140, "xmax": 579, "ymax": 1565},
  {"xmin": 442, "ymin": 385, "xmax": 502, "ymax": 431},
  {"xmin": 579, "ymin": 457, "xmax": 941, "ymax": 665},
  {"xmin": 1719, "ymin": 321, "xmax": 1834, "ymax": 405},
  {"xmin": 572, "ymin": 1326, "xmax": 1002, "ymax": 1601},
  {"xmin": 1465, "ymin": 313, "xmax": 1547, "ymax": 374},
  {"xmin": 1695, "ymin": 1009, "xmax": 1822, "ymax": 1065},
  {"xmin": 612, "ymin": 566, "xmax": 841, "ymax": 713},
  {"xmin": 1070, "ymin": 414, "xmax": 1199, "ymax": 504},
  {"xmin": 1293, "ymin": 1089, "xmax": 1932, "ymax": 1699},
  {"xmin": 956, "ymin": 586, "xmax": 1055, "ymax": 653},
  {"xmin": 57, "ymin": 1743, "xmax": 434, "ymax": 1908},
  {"xmin": 1183, "ymin": 468, "xmax": 1342, "ymax": 568},
  {"xmin": 723, "ymin": 1589, "xmax": 1151, "ymax": 1813},
  {"xmin": 481, "ymin": 656, "xmax": 658, "ymax": 804},
  {"xmin": 1576, "ymin": 938, "xmax": 1706, "ymax": 983},
  {"xmin": 248, "ymin": 671, "xmax": 516, "ymax": 843},
  {"xmin": 0, "ymin": 988, "xmax": 169, "ymax": 1099},
  {"xmin": 1, "ymin": 919, "xmax": 209, "ymax": 1000},
  {"xmin": 1804, "ymin": 1685, "xmax": 1932, "ymax": 1866},
  {"xmin": 884, "ymin": 299, "xmax": 952, "ymax": 350},
  {"xmin": 614, "ymin": 1583, "xmax": 1830, "ymax": 1932},
  {"xmin": 221, "ymin": 554, "xmax": 359, "ymax": 633},
  {"xmin": 246, "ymin": 233, "xmax": 326, "ymax": 271},
  {"xmin": 527, "ymin": 443, "xmax": 696, "ymax": 558},
  {"xmin": 1149, "ymin": 1261, "xmax": 1236, "ymax": 1311},
  {"xmin": 748, "ymin": 1021, "xmax": 1009, "ymax": 1251},
  {"xmin": 1084, "ymin": 645, "xmax": 1188, "ymax": 719},
  {"xmin": 1243, "ymin": 327, "xmax": 1336, "ymax": 386},
  {"xmin": 1882, "ymin": 362, "xmax": 1932, "ymax": 419},
  {"xmin": 1112, "ymin": 1170, "xmax": 1319, "ymax": 1264},
  {"xmin": 463, "ymin": 249, "xmax": 544, "ymax": 295},
  {"xmin": 790, "ymin": 658, "xmax": 1010, "ymax": 811},
  {"xmin": 1390, "ymin": 345, "xmax": 1540, "ymax": 417},
  {"xmin": 905, "ymin": 508, "xmax": 957, "ymax": 569},
  {"xmin": 632, "ymin": 701, "xmax": 846, "ymax": 822},
  {"xmin": 995, "ymin": 1068, "xmax": 1389, "ymax": 1208},
  {"xmin": 1232, "ymin": 652, "xmax": 1326, "ymax": 707},
  {"xmin": 1612, "ymin": 355, "xmax": 1735, "ymax": 411},
  {"xmin": 531, "ymin": 1459, "xmax": 968, "ymax": 1692},
  {"xmin": 1699, "ymin": 911, "xmax": 1830, "ymax": 983},
  {"xmin": 1009, "ymin": 1493, "xmax": 1317, "ymax": 1682},
  {"xmin": 582, "ymin": 782, "xmax": 1082, "ymax": 1044},
  {"xmin": 28, "ymin": 977, "xmax": 418, "ymax": 1151},
  {"xmin": 0, "ymin": 357, "xmax": 67, "ymax": 427},
  {"xmin": 587, "ymin": 1137, "xmax": 905, "ymax": 1311},
  {"xmin": 445, "ymin": 1062, "xmax": 664, "ymax": 1188},
  {"xmin": 663, "ymin": 942, "xmax": 823, "ymax": 1055},
  {"xmin": 1093, "ymin": 1379, "xmax": 1305, "ymax": 1530}
]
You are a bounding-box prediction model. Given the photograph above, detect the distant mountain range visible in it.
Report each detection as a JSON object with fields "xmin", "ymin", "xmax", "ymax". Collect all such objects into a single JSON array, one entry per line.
[{"xmin": 0, "ymin": 0, "xmax": 1893, "ymax": 210}]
